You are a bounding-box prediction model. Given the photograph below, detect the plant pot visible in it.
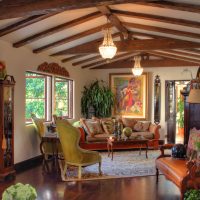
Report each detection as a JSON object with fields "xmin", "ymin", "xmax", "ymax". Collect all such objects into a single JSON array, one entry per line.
[{"xmin": 178, "ymin": 127, "xmax": 184, "ymax": 137}]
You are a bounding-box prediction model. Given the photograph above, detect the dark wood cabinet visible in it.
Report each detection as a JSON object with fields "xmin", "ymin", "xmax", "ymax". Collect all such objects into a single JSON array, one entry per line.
[
  {"xmin": 0, "ymin": 75, "xmax": 15, "ymax": 181},
  {"xmin": 181, "ymin": 89, "xmax": 200, "ymax": 145}
]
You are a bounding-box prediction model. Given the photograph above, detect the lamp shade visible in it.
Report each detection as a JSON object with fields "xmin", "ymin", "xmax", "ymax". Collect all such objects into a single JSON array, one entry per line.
[
  {"xmin": 188, "ymin": 89, "xmax": 200, "ymax": 103},
  {"xmin": 132, "ymin": 56, "xmax": 143, "ymax": 76}
]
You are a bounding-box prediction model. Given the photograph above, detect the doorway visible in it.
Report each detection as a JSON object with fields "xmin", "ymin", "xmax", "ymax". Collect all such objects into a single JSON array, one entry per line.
[{"xmin": 165, "ymin": 80, "xmax": 189, "ymax": 144}]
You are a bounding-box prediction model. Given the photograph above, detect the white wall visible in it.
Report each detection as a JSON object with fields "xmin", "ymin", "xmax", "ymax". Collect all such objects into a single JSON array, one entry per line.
[
  {"xmin": 0, "ymin": 38, "xmax": 198, "ymax": 163},
  {"xmin": 91, "ymin": 66, "xmax": 199, "ymax": 140},
  {"xmin": 0, "ymin": 40, "xmax": 94, "ymax": 163}
]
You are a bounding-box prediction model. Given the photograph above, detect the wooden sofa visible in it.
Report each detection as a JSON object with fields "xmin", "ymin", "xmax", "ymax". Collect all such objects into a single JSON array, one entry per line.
[
  {"xmin": 78, "ymin": 118, "xmax": 161, "ymax": 150},
  {"xmin": 156, "ymin": 144, "xmax": 200, "ymax": 200}
]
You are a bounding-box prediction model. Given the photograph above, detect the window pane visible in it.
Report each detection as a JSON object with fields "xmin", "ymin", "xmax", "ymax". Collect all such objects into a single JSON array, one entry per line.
[
  {"xmin": 26, "ymin": 99, "xmax": 45, "ymax": 119},
  {"xmin": 25, "ymin": 72, "xmax": 47, "ymax": 121},
  {"xmin": 55, "ymin": 78, "xmax": 69, "ymax": 117}
]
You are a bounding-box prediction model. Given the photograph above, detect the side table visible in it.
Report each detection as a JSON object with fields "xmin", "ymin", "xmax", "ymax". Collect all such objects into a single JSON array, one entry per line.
[{"xmin": 40, "ymin": 134, "xmax": 60, "ymax": 173}]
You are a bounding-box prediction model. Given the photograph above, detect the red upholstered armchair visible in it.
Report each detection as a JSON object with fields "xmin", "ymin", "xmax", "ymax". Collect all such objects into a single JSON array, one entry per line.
[{"xmin": 156, "ymin": 128, "xmax": 200, "ymax": 200}]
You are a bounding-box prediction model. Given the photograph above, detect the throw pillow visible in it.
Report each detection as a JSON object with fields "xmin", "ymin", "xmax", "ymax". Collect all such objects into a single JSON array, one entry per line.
[
  {"xmin": 122, "ymin": 118, "xmax": 137, "ymax": 129},
  {"xmin": 141, "ymin": 122, "xmax": 151, "ymax": 131},
  {"xmin": 133, "ymin": 121, "xmax": 143, "ymax": 132},
  {"xmin": 101, "ymin": 118, "xmax": 114, "ymax": 134},
  {"xmin": 187, "ymin": 127, "xmax": 200, "ymax": 160},
  {"xmin": 80, "ymin": 118, "xmax": 103, "ymax": 137}
]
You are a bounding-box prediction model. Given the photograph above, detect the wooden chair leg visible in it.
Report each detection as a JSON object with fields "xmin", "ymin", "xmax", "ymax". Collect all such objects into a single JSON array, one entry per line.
[
  {"xmin": 78, "ymin": 166, "xmax": 82, "ymax": 179},
  {"xmin": 99, "ymin": 162, "xmax": 102, "ymax": 176},
  {"xmin": 59, "ymin": 160, "xmax": 68, "ymax": 181},
  {"xmin": 156, "ymin": 168, "xmax": 159, "ymax": 183}
]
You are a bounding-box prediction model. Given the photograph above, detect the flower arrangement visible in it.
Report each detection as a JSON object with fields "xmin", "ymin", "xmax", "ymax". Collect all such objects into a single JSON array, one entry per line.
[{"xmin": 2, "ymin": 183, "xmax": 37, "ymax": 200}]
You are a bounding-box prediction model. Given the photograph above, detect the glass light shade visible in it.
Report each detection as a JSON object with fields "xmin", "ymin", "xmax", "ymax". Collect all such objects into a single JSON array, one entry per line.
[
  {"xmin": 132, "ymin": 67, "xmax": 143, "ymax": 76},
  {"xmin": 188, "ymin": 89, "xmax": 200, "ymax": 103},
  {"xmin": 132, "ymin": 56, "xmax": 143, "ymax": 76},
  {"xmin": 99, "ymin": 27, "xmax": 117, "ymax": 59},
  {"xmin": 99, "ymin": 45, "xmax": 117, "ymax": 59}
]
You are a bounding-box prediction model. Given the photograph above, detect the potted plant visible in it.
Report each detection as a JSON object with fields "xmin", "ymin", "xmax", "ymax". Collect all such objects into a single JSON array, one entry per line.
[
  {"xmin": 81, "ymin": 80, "xmax": 114, "ymax": 118},
  {"xmin": 177, "ymin": 97, "xmax": 184, "ymax": 137},
  {"xmin": 184, "ymin": 189, "xmax": 200, "ymax": 200},
  {"xmin": 2, "ymin": 183, "xmax": 37, "ymax": 200}
]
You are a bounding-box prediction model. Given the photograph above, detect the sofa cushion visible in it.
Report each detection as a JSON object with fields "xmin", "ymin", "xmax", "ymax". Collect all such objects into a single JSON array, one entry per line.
[
  {"xmin": 156, "ymin": 157, "xmax": 187, "ymax": 185},
  {"xmin": 87, "ymin": 133, "xmax": 110, "ymax": 142},
  {"xmin": 122, "ymin": 118, "xmax": 137, "ymax": 129},
  {"xmin": 141, "ymin": 122, "xmax": 151, "ymax": 131},
  {"xmin": 133, "ymin": 121, "xmax": 143, "ymax": 131},
  {"xmin": 130, "ymin": 131, "xmax": 154, "ymax": 139},
  {"xmin": 101, "ymin": 118, "xmax": 114, "ymax": 134},
  {"xmin": 80, "ymin": 118, "xmax": 103, "ymax": 137}
]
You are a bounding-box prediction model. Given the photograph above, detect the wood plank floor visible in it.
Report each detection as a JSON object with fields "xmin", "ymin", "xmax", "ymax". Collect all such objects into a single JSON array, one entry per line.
[{"xmin": 0, "ymin": 165, "xmax": 180, "ymax": 200}]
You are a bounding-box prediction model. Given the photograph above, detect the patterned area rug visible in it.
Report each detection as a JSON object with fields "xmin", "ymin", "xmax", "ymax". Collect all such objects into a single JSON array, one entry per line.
[{"xmin": 62, "ymin": 150, "xmax": 161, "ymax": 181}]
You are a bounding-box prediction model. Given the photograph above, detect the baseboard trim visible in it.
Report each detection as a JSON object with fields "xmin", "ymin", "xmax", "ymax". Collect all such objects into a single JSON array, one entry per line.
[{"xmin": 14, "ymin": 155, "xmax": 43, "ymax": 173}]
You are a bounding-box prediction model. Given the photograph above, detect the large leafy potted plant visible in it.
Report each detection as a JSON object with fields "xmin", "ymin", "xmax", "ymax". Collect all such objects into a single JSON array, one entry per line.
[
  {"xmin": 177, "ymin": 97, "xmax": 184, "ymax": 137},
  {"xmin": 81, "ymin": 80, "xmax": 114, "ymax": 118}
]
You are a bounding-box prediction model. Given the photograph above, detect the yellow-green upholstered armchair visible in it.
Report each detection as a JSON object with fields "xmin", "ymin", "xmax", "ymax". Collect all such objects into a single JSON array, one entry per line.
[
  {"xmin": 31, "ymin": 114, "xmax": 63, "ymax": 171},
  {"xmin": 56, "ymin": 119, "xmax": 102, "ymax": 180}
]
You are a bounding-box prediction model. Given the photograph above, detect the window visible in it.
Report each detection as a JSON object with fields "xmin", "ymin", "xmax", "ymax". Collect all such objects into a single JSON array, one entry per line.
[
  {"xmin": 25, "ymin": 72, "xmax": 73, "ymax": 121},
  {"xmin": 54, "ymin": 77, "xmax": 73, "ymax": 118}
]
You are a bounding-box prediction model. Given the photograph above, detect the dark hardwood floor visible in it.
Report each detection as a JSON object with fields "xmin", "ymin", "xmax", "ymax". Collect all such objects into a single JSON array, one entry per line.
[{"xmin": 0, "ymin": 165, "xmax": 180, "ymax": 200}]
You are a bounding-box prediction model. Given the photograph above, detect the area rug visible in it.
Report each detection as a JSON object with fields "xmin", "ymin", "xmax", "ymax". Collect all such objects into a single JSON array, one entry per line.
[{"xmin": 61, "ymin": 150, "xmax": 162, "ymax": 181}]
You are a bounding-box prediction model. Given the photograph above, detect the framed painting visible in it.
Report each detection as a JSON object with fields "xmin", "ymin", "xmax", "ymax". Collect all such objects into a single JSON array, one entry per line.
[{"xmin": 109, "ymin": 73, "xmax": 148, "ymax": 119}]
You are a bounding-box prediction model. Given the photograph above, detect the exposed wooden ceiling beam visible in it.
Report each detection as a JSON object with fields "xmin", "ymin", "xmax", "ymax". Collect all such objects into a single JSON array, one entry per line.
[
  {"xmin": 0, "ymin": 0, "xmax": 159, "ymax": 20},
  {"xmin": 167, "ymin": 50, "xmax": 200, "ymax": 60},
  {"xmin": 13, "ymin": 11, "xmax": 102, "ymax": 48},
  {"xmin": 91, "ymin": 58, "xmax": 198, "ymax": 69},
  {"xmin": 33, "ymin": 23, "xmax": 112, "ymax": 54},
  {"xmin": 124, "ymin": 22, "xmax": 200, "ymax": 40},
  {"xmin": 136, "ymin": 1, "xmax": 200, "ymax": 14},
  {"xmin": 112, "ymin": 9, "xmax": 200, "ymax": 29},
  {"xmin": 72, "ymin": 55, "xmax": 102, "ymax": 66},
  {"xmin": 148, "ymin": 51, "xmax": 200, "ymax": 64},
  {"xmin": 61, "ymin": 55, "xmax": 84, "ymax": 63},
  {"xmin": 51, "ymin": 39, "xmax": 200, "ymax": 55},
  {"xmin": 0, "ymin": 12, "xmax": 59, "ymax": 37},
  {"xmin": 97, "ymin": 5, "xmax": 129, "ymax": 38},
  {"xmin": 82, "ymin": 52, "xmax": 136, "ymax": 68},
  {"xmin": 50, "ymin": 32, "xmax": 120, "ymax": 56}
]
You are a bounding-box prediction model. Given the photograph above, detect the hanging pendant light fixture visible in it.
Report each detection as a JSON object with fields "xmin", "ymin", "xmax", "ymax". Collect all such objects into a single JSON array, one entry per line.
[
  {"xmin": 132, "ymin": 56, "xmax": 143, "ymax": 76},
  {"xmin": 99, "ymin": 25, "xmax": 117, "ymax": 59}
]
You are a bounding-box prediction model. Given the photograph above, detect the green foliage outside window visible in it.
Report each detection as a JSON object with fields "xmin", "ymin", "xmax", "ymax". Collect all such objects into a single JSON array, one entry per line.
[
  {"xmin": 55, "ymin": 78, "xmax": 69, "ymax": 116},
  {"xmin": 25, "ymin": 72, "xmax": 46, "ymax": 119}
]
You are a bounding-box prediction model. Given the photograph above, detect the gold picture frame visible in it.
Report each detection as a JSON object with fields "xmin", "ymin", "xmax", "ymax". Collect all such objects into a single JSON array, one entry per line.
[{"xmin": 109, "ymin": 73, "xmax": 148, "ymax": 119}]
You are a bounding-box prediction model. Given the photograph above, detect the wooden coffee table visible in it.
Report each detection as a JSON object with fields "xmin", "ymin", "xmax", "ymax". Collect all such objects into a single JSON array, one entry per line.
[{"xmin": 107, "ymin": 137, "xmax": 148, "ymax": 160}]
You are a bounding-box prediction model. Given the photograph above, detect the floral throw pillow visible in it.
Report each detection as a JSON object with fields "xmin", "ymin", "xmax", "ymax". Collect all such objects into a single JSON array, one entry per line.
[
  {"xmin": 141, "ymin": 122, "xmax": 151, "ymax": 131},
  {"xmin": 80, "ymin": 118, "xmax": 103, "ymax": 137},
  {"xmin": 133, "ymin": 121, "xmax": 143, "ymax": 132},
  {"xmin": 187, "ymin": 128, "xmax": 200, "ymax": 159},
  {"xmin": 101, "ymin": 119, "xmax": 114, "ymax": 134}
]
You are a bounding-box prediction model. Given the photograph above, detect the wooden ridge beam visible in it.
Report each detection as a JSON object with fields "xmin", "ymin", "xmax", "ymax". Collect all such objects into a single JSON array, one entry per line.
[
  {"xmin": 97, "ymin": 5, "xmax": 129, "ymax": 38},
  {"xmin": 13, "ymin": 11, "xmax": 102, "ymax": 48},
  {"xmin": 61, "ymin": 55, "xmax": 84, "ymax": 63},
  {"xmin": 91, "ymin": 58, "xmax": 198, "ymax": 69},
  {"xmin": 72, "ymin": 55, "xmax": 101, "ymax": 66},
  {"xmin": 123, "ymin": 22, "xmax": 200, "ymax": 40},
  {"xmin": 82, "ymin": 52, "xmax": 136, "ymax": 68},
  {"xmin": 112, "ymin": 9, "xmax": 200, "ymax": 29},
  {"xmin": 0, "ymin": 0, "xmax": 159, "ymax": 20},
  {"xmin": 0, "ymin": 12, "xmax": 59, "ymax": 37},
  {"xmin": 167, "ymin": 50, "xmax": 200, "ymax": 60},
  {"xmin": 50, "ymin": 32, "xmax": 120, "ymax": 56},
  {"xmin": 33, "ymin": 23, "xmax": 112, "ymax": 54},
  {"xmin": 148, "ymin": 51, "xmax": 200, "ymax": 64},
  {"xmin": 51, "ymin": 39, "xmax": 200, "ymax": 55},
  {"xmin": 136, "ymin": 1, "xmax": 200, "ymax": 14}
]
